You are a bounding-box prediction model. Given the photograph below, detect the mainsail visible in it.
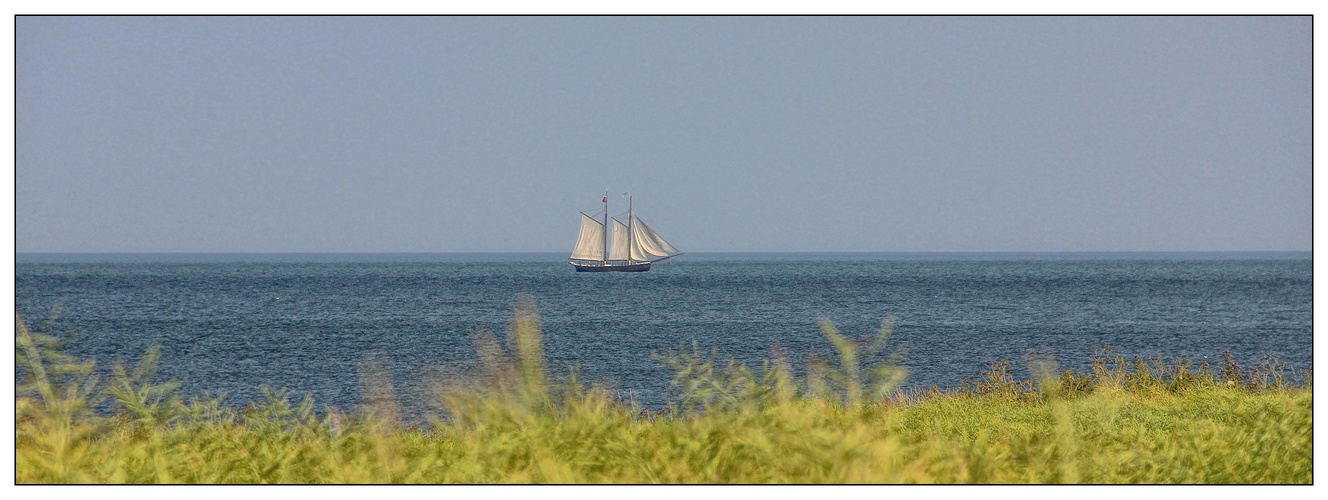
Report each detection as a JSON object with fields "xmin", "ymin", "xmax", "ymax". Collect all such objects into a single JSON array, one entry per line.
[
  {"xmin": 609, "ymin": 218, "xmax": 631, "ymax": 261},
  {"xmin": 570, "ymin": 213, "xmax": 605, "ymax": 261}
]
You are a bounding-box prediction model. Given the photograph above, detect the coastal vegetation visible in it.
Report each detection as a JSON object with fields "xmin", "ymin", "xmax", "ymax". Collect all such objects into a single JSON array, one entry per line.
[{"xmin": 15, "ymin": 300, "xmax": 1312, "ymax": 484}]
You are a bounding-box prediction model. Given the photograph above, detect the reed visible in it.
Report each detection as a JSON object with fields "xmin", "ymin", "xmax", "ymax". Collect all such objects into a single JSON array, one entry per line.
[{"xmin": 14, "ymin": 301, "xmax": 1312, "ymax": 484}]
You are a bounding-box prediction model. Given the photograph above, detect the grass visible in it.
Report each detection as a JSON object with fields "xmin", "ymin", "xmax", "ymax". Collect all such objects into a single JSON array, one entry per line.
[{"xmin": 15, "ymin": 299, "xmax": 1313, "ymax": 484}]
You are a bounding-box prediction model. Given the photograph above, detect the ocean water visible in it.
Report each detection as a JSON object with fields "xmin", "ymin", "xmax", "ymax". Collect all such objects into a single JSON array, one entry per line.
[{"xmin": 15, "ymin": 252, "xmax": 1312, "ymax": 420}]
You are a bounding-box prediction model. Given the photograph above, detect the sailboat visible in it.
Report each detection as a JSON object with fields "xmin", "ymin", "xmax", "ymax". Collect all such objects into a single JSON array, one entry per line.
[{"xmin": 569, "ymin": 192, "xmax": 683, "ymax": 272}]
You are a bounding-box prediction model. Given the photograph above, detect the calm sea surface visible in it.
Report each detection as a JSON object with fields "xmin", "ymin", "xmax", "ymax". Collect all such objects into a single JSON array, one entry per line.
[{"xmin": 15, "ymin": 252, "xmax": 1312, "ymax": 420}]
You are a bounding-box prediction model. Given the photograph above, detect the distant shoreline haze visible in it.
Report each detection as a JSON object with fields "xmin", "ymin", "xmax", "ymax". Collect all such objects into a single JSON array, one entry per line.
[{"xmin": 14, "ymin": 251, "xmax": 1312, "ymax": 263}]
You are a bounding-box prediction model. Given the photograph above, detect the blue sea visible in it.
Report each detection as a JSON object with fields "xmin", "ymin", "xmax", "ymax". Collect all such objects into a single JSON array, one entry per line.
[{"xmin": 15, "ymin": 252, "xmax": 1312, "ymax": 420}]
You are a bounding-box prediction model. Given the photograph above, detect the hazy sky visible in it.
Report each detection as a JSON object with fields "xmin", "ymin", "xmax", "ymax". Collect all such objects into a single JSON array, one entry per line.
[{"xmin": 15, "ymin": 16, "xmax": 1311, "ymax": 252}]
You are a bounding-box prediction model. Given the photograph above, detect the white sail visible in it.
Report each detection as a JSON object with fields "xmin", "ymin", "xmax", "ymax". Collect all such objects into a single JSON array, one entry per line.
[
  {"xmin": 630, "ymin": 217, "xmax": 680, "ymax": 260},
  {"xmin": 609, "ymin": 218, "xmax": 630, "ymax": 261},
  {"xmin": 570, "ymin": 213, "xmax": 605, "ymax": 261}
]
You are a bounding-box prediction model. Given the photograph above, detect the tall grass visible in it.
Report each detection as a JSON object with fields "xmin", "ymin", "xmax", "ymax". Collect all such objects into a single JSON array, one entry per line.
[{"xmin": 15, "ymin": 299, "xmax": 1312, "ymax": 484}]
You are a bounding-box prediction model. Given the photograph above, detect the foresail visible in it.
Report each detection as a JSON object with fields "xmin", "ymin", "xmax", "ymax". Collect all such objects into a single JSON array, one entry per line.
[
  {"xmin": 570, "ymin": 213, "xmax": 605, "ymax": 261},
  {"xmin": 630, "ymin": 217, "xmax": 680, "ymax": 260},
  {"xmin": 609, "ymin": 218, "xmax": 630, "ymax": 261}
]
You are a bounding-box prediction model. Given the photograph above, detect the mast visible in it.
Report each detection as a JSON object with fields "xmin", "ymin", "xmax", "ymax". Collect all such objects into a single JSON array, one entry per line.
[
  {"xmin": 627, "ymin": 194, "xmax": 634, "ymax": 264},
  {"xmin": 603, "ymin": 190, "xmax": 609, "ymax": 266}
]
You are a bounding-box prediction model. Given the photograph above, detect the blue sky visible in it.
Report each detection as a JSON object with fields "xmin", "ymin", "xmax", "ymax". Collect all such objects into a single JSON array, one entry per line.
[{"xmin": 15, "ymin": 16, "xmax": 1311, "ymax": 252}]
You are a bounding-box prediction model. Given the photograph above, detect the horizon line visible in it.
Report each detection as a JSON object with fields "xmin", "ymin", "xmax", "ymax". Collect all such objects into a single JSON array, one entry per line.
[{"xmin": 14, "ymin": 250, "xmax": 1313, "ymax": 255}]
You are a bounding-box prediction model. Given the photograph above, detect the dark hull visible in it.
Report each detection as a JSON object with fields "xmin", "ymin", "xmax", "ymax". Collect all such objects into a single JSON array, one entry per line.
[{"xmin": 571, "ymin": 262, "xmax": 652, "ymax": 272}]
